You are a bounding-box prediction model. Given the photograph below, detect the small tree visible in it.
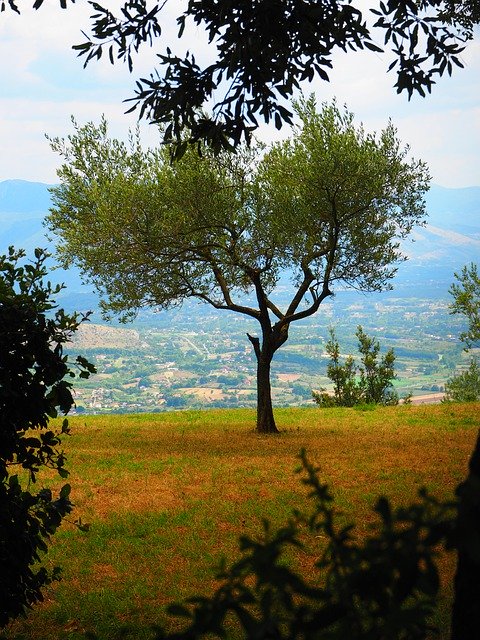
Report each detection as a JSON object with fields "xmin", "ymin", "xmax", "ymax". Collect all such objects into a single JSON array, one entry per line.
[
  {"xmin": 449, "ymin": 263, "xmax": 480, "ymax": 349},
  {"xmin": 444, "ymin": 360, "xmax": 480, "ymax": 402},
  {"xmin": 0, "ymin": 247, "xmax": 95, "ymax": 627},
  {"xmin": 315, "ymin": 328, "xmax": 360, "ymax": 407},
  {"xmin": 356, "ymin": 326, "xmax": 398, "ymax": 405},
  {"xmin": 313, "ymin": 326, "xmax": 398, "ymax": 407},
  {"xmin": 47, "ymin": 98, "xmax": 429, "ymax": 433},
  {"xmin": 445, "ymin": 263, "xmax": 480, "ymax": 403}
]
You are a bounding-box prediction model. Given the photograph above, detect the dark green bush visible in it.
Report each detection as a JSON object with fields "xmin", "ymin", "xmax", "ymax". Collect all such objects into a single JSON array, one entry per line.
[{"xmin": 0, "ymin": 247, "xmax": 95, "ymax": 627}]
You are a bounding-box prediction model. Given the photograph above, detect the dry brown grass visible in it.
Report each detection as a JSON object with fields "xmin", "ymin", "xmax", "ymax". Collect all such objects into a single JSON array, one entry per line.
[{"xmin": 5, "ymin": 403, "xmax": 479, "ymax": 640}]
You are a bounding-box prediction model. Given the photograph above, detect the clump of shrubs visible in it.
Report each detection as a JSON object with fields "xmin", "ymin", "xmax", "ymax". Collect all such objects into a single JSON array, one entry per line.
[
  {"xmin": 444, "ymin": 358, "xmax": 480, "ymax": 402},
  {"xmin": 313, "ymin": 326, "xmax": 400, "ymax": 408}
]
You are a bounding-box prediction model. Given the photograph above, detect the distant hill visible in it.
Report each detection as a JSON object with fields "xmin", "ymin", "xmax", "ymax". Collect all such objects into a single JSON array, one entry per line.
[
  {"xmin": 0, "ymin": 179, "xmax": 54, "ymax": 213},
  {"xmin": 1, "ymin": 179, "xmax": 479, "ymax": 309},
  {"xmin": 0, "ymin": 179, "xmax": 97, "ymax": 310},
  {"xmin": 404, "ymin": 185, "xmax": 480, "ymax": 265}
]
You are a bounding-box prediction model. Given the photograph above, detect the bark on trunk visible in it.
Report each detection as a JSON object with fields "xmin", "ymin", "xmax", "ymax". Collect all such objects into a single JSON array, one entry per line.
[
  {"xmin": 247, "ymin": 331, "xmax": 279, "ymax": 434},
  {"xmin": 256, "ymin": 352, "xmax": 279, "ymax": 434},
  {"xmin": 450, "ymin": 429, "xmax": 480, "ymax": 640}
]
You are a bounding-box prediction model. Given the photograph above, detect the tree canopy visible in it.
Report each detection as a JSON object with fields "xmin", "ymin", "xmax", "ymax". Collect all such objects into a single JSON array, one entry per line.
[
  {"xmin": 3, "ymin": 0, "xmax": 479, "ymax": 154},
  {"xmin": 47, "ymin": 98, "xmax": 429, "ymax": 432},
  {"xmin": 449, "ymin": 262, "xmax": 480, "ymax": 349}
]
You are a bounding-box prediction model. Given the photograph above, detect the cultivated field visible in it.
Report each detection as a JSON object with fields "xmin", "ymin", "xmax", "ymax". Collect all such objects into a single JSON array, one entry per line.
[{"xmin": 4, "ymin": 404, "xmax": 479, "ymax": 640}]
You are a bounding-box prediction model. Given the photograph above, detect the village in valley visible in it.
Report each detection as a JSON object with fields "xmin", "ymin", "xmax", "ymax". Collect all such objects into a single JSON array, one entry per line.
[{"xmin": 69, "ymin": 289, "xmax": 467, "ymax": 414}]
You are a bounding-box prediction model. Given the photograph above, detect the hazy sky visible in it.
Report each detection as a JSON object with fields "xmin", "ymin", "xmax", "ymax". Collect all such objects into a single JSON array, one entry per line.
[{"xmin": 0, "ymin": 2, "xmax": 479, "ymax": 187}]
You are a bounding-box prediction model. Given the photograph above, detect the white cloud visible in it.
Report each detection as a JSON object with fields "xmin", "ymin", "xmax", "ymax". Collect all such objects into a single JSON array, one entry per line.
[
  {"xmin": 0, "ymin": 97, "xmax": 161, "ymax": 183},
  {"xmin": 0, "ymin": 3, "xmax": 479, "ymax": 186}
]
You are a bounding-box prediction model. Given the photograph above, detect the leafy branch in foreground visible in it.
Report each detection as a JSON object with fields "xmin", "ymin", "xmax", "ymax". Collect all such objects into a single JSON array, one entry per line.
[
  {"xmin": 3, "ymin": 1, "xmax": 479, "ymax": 154},
  {"xmin": 0, "ymin": 247, "xmax": 95, "ymax": 627},
  {"xmin": 155, "ymin": 447, "xmax": 462, "ymax": 640}
]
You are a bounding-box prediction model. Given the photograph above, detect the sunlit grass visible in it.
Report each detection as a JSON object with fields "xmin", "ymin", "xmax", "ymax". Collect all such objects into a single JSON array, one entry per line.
[{"xmin": 4, "ymin": 403, "xmax": 479, "ymax": 640}]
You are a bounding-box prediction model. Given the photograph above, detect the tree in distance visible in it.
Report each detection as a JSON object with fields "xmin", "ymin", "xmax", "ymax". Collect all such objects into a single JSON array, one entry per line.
[
  {"xmin": 313, "ymin": 326, "xmax": 399, "ymax": 408},
  {"xmin": 449, "ymin": 262, "xmax": 480, "ymax": 349},
  {"xmin": 0, "ymin": 247, "xmax": 95, "ymax": 627},
  {"xmin": 3, "ymin": 0, "xmax": 480, "ymax": 155},
  {"xmin": 444, "ymin": 262, "xmax": 480, "ymax": 402},
  {"xmin": 47, "ymin": 98, "xmax": 430, "ymax": 433},
  {"xmin": 444, "ymin": 359, "xmax": 480, "ymax": 402}
]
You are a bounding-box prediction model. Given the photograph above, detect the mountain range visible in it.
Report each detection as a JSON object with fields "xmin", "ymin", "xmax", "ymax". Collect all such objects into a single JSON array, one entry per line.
[{"xmin": 1, "ymin": 179, "xmax": 479, "ymax": 309}]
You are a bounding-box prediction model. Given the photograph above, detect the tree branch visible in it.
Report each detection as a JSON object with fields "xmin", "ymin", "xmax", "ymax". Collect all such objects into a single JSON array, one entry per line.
[
  {"xmin": 247, "ymin": 333, "xmax": 261, "ymax": 360},
  {"xmin": 192, "ymin": 291, "xmax": 259, "ymax": 319}
]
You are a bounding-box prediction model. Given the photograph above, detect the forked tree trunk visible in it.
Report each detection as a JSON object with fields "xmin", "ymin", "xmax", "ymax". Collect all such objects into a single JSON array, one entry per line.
[{"xmin": 248, "ymin": 332, "xmax": 280, "ymax": 434}]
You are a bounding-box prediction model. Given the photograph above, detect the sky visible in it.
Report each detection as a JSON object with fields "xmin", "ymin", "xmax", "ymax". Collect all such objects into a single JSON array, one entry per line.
[{"xmin": 0, "ymin": 2, "xmax": 479, "ymax": 188}]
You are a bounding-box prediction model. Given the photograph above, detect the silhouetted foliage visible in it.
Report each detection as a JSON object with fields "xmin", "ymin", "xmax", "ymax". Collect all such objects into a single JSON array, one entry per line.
[
  {"xmin": 3, "ymin": 1, "xmax": 479, "ymax": 155},
  {"xmin": 0, "ymin": 247, "xmax": 95, "ymax": 627},
  {"xmin": 451, "ymin": 430, "xmax": 480, "ymax": 640},
  {"xmin": 313, "ymin": 326, "xmax": 399, "ymax": 407},
  {"xmin": 153, "ymin": 448, "xmax": 460, "ymax": 640}
]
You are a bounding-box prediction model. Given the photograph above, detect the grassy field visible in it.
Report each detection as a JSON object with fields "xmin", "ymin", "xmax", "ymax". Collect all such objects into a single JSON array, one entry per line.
[{"xmin": 4, "ymin": 403, "xmax": 479, "ymax": 640}]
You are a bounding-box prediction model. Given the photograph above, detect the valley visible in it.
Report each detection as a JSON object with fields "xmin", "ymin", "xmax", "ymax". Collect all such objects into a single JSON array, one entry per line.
[
  {"xmin": 68, "ymin": 290, "xmax": 470, "ymax": 414},
  {"xmin": 2, "ymin": 179, "xmax": 478, "ymax": 414}
]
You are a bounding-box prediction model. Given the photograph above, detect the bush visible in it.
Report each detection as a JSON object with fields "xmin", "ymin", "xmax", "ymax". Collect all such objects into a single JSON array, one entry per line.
[
  {"xmin": 313, "ymin": 327, "xmax": 399, "ymax": 408},
  {"xmin": 444, "ymin": 358, "xmax": 480, "ymax": 402},
  {"xmin": 0, "ymin": 247, "xmax": 95, "ymax": 627}
]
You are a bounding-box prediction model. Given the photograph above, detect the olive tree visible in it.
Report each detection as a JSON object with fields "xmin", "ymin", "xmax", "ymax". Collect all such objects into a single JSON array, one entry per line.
[{"xmin": 47, "ymin": 98, "xmax": 429, "ymax": 433}]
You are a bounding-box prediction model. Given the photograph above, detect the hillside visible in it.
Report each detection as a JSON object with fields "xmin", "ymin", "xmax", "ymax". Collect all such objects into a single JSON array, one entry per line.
[{"xmin": 1, "ymin": 180, "xmax": 479, "ymax": 302}]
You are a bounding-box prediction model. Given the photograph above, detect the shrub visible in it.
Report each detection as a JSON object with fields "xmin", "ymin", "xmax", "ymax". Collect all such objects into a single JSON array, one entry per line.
[
  {"xmin": 444, "ymin": 358, "xmax": 480, "ymax": 402},
  {"xmin": 313, "ymin": 327, "xmax": 399, "ymax": 408},
  {"xmin": 0, "ymin": 247, "xmax": 95, "ymax": 627}
]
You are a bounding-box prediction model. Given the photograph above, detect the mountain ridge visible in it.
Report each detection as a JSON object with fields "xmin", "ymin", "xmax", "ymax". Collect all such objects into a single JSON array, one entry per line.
[{"xmin": 1, "ymin": 179, "xmax": 479, "ymax": 308}]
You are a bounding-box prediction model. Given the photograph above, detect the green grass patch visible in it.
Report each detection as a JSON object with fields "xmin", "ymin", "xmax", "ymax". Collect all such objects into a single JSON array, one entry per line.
[{"xmin": 3, "ymin": 403, "xmax": 479, "ymax": 640}]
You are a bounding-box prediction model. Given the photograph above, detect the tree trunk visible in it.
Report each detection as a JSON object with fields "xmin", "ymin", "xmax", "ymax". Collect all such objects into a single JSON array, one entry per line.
[
  {"xmin": 450, "ymin": 430, "xmax": 480, "ymax": 640},
  {"xmin": 256, "ymin": 351, "xmax": 279, "ymax": 434},
  {"xmin": 247, "ymin": 332, "xmax": 279, "ymax": 434}
]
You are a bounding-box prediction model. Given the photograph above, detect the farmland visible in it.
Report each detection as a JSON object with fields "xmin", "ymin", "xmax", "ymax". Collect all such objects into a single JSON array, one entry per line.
[{"xmin": 68, "ymin": 290, "xmax": 469, "ymax": 414}]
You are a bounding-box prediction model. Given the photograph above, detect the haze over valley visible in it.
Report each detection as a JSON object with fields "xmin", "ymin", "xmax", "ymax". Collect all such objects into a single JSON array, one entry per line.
[{"xmin": 2, "ymin": 179, "xmax": 479, "ymax": 413}]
